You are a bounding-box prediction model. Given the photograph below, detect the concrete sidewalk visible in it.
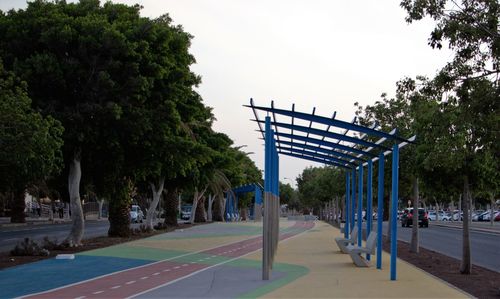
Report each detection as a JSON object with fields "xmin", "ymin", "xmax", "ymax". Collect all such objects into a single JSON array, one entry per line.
[{"xmin": 246, "ymin": 220, "xmax": 470, "ymax": 298}]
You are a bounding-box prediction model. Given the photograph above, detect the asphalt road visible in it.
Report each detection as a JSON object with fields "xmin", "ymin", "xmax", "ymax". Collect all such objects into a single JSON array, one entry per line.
[
  {"xmin": 381, "ymin": 222, "xmax": 500, "ymax": 273},
  {"xmin": 0, "ymin": 221, "xmax": 145, "ymax": 253}
]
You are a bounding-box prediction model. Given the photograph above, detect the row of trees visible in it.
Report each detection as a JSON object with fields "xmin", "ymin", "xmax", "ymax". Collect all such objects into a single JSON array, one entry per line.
[
  {"xmin": 292, "ymin": 0, "xmax": 498, "ymax": 275},
  {"xmin": 0, "ymin": 0, "xmax": 261, "ymax": 246}
]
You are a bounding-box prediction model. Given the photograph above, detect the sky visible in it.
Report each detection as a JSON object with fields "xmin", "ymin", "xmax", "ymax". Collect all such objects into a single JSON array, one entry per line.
[{"xmin": 1, "ymin": 0, "xmax": 453, "ymax": 187}]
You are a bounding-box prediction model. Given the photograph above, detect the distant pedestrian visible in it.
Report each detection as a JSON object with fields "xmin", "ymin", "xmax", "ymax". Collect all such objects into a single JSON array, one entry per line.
[{"xmin": 58, "ymin": 206, "xmax": 63, "ymax": 218}]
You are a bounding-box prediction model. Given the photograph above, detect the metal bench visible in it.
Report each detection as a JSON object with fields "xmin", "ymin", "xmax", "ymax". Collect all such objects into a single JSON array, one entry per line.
[
  {"xmin": 346, "ymin": 232, "xmax": 377, "ymax": 267},
  {"xmin": 334, "ymin": 225, "xmax": 358, "ymax": 253}
]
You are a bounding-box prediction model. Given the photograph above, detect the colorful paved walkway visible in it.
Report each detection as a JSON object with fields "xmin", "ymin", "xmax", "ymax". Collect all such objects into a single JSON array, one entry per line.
[{"xmin": 0, "ymin": 220, "xmax": 469, "ymax": 298}]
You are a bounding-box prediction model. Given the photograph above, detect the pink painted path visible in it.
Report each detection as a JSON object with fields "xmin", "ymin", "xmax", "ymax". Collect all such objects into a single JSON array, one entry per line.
[{"xmin": 24, "ymin": 221, "xmax": 314, "ymax": 299}]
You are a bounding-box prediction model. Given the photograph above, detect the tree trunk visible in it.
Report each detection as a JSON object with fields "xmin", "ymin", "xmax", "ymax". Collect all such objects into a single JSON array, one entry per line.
[
  {"xmin": 490, "ymin": 195, "xmax": 495, "ymax": 227},
  {"xmin": 207, "ymin": 194, "xmax": 214, "ymax": 222},
  {"xmin": 189, "ymin": 189, "xmax": 199, "ymax": 224},
  {"xmin": 11, "ymin": 188, "xmax": 26, "ymax": 223},
  {"xmin": 212, "ymin": 194, "xmax": 223, "ymax": 221},
  {"xmin": 190, "ymin": 186, "xmax": 207, "ymax": 224},
  {"xmin": 460, "ymin": 175, "xmax": 471, "ymax": 274},
  {"xmin": 410, "ymin": 177, "xmax": 419, "ymax": 253},
  {"xmin": 108, "ymin": 178, "xmax": 131, "ymax": 238},
  {"xmin": 240, "ymin": 207, "xmax": 248, "ymax": 221},
  {"xmin": 195, "ymin": 195, "xmax": 207, "ymax": 223},
  {"xmin": 163, "ymin": 189, "xmax": 178, "ymax": 227},
  {"xmin": 65, "ymin": 155, "xmax": 85, "ymax": 246},
  {"xmin": 98, "ymin": 199, "xmax": 104, "ymax": 219},
  {"xmin": 145, "ymin": 177, "xmax": 165, "ymax": 230}
]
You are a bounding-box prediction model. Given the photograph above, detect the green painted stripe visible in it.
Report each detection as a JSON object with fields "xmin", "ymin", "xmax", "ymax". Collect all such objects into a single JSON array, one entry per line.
[{"xmin": 236, "ymin": 262, "xmax": 309, "ymax": 298}]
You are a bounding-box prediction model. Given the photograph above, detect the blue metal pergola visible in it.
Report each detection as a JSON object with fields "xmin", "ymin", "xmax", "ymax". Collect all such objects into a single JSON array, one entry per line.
[
  {"xmin": 246, "ymin": 99, "xmax": 415, "ymax": 281},
  {"xmin": 228, "ymin": 183, "xmax": 264, "ymax": 221}
]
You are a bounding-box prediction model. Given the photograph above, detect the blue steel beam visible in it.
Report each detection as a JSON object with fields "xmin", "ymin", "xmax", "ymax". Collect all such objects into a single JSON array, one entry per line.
[
  {"xmin": 252, "ymin": 119, "xmax": 389, "ymax": 150},
  {"xmin": 345, "ymin": 172, "xmax": 350, "ymax": 238},
  {"xmin": 249, "ymin": 99, "xmax": 265, "ymax": 139},
  {"xmin": 376, "ymin": 152, "xmax": 384, "ymax": 269},
  {"xmin": 277, "ymin": 145, "xmax": 358, "ymax": 167},
  {"xmin": 276, "ymin": 140, "xmax": 357, "ymax": 163},
  {"xmin": 390, "ymin": 143, "xmax": 399, "ymax": 280},
  {"xmin": 246, "ymin": 102, "xmax": 412, "ymax": 143},
  {"xmin": 278, "ymin": 151, "xmax": 351, "ymax": 170},
  {"xmin": 233, "ymin": 184, "xmax": 262, "ymax": 194},
  {"xmin": 366, "ymin": 159, "xmax": 373, "ymax": 261},
  {"xmin": 304, "ymin": 107, "xmax": 316, "ymax": 147},
  {"xmin": 351, "ymin": 169, "xmax": 356, "ymax": 231},
  {"xmin": 273, "ymin": 131, "xmax": 374, "ymax": 158},
  {"xmin": 357, "ymin": 165, "xmax": 363, "ymax": 247},
  {"xmin": 271, "ymin": 101, "xmax": 282, "ymax": 151}
]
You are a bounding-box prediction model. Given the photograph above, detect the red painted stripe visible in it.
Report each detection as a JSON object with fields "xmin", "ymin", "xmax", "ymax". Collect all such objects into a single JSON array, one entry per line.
[{"xmin": 25, "ymin": 221, "xmax": 314, "ymax": 299}]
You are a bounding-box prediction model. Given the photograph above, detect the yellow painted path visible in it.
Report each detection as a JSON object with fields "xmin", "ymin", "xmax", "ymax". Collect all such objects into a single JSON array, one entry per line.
[{"xmin": 244, "ymin": 220, "xmax": 470, "ymax": 298}]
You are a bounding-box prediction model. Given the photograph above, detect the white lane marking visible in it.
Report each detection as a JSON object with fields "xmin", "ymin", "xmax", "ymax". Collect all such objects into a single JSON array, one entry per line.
[
  {"xmin": 140, "ymin": 276, "xmax": 148, "ymax": 280},
  {"xmin": 125, "ymin": 281, "xmax": 136, "ymax": 285},
  {"xmin": 211, "ymin": 255, "xmax": 217, "ymax": 258},
  {"xmin": 110, "ymin": 285, "xmax": 121, "ymax": 289},
  {"xmin": 19, "ymin": 225, "xmax": 266, "ymax": 299},
  {"xmin": 92, "ymin": 291, "xmax": 104, "ymax": 294},
  {"xmin": 152, "ymin": 272, "xmax": 160, "ymax": 276},
  {"xmin": 162, "ymin": 269, "xmax": 171, "ymax": 272},
  {"xmin": 181, "ymin": 264, "xmax": 188, "ymax": 267},
  {"xmin": 74, "ymin": 296, "xmax": 86, "ymax": 299},
  {"xmin": 126, "ymin": 222, "xmax": 314, "ymax": 299},
  {"xmin": 197, "ymin": 259, "xmax": 204, "ymax": 262},
  {"xmin": 173, "ymin": 266, "xmax": 180, "ymax": 269}
]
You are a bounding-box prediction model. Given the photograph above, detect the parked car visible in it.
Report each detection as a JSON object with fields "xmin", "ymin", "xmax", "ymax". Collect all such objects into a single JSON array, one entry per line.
[
  {"xmin": 401, "ymin": 208, "xmax": 429, "ymax": 227},
  {"xmin": 428, "ymin": 210, "xmax": 451, "ymax": 221},
  {"xmin": 130, "ymin": 205, "xmax": 144, "ymax": 223},
  {"xmin": 477, "ymin": 210, "xmax": 493, "ymax": 221},
  {"xmin": 471, "ymin": 210, "xmax": 485, "ymax": 221},
  {"xmin": 181, "ymin": 205, "xmax": 192, "ymax": 220},
  {"xmin": 452, "ymin": 211, "xmax": 463, "ymax": 221}
]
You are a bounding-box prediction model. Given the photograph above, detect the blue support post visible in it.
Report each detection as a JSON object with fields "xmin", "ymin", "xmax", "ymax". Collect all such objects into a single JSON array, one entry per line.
[
  {"xmin": 390, "ymin": 143, "xmax": 399, "ymax": 281},
  {"xmin": 367, "ymin": 159, "xmax": 373, "ymax": 260},
  {"xmin": 263, "ymin": 116, "xmax": 272, "ymax": 280},
  {"xmin": 351, "ymin": 169, "xmax": 356, "ymax": 232},
  {"xmin": 235, "ymin": 194, "xmax": 239, "ymax": 219},
  {"xmin": 264, "ymin": 117, "xmax": 271, "ymax": 191},
  {"xmin": 345, "ymin": 172, "xmax": 350, "ymax": 238},
  {"xmin": 255, "ymin": 187, "xmax": 262, "ymax": 205},
  {"xmin": 376, "ymin": 152, "xmax": 385, "ymax": 269},
  {"xmin": 357, "ymin": 165, "xmax": 363, "ymax": 247}
]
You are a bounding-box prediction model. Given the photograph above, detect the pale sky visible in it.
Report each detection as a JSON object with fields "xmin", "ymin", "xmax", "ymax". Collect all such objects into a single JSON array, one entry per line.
[{"xmin": 1, "ymin": 1, "xmax": 452, "ymax": 187}]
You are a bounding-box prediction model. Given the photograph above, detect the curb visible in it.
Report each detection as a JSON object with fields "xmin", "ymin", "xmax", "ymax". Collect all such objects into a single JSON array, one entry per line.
[{"xmin": 0, "ymin": 218, "xmax": 109, "ymax": 229}]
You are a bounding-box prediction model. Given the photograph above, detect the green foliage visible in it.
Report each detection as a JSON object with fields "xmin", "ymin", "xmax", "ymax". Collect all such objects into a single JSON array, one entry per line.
[
  {"xmin": 279, "ymin": 182, "xmax": 295, "ymax": 205},
  {"xmin": 401, "ymin": 0, "xmax": 500, "ymax": 81},
  {"xmin": 0, "ymin": 61, "xmax": 63, "ymax": 192},
  {"xmin": 296, "ymin": 166, "xmax": 344, "ymax": 211}
]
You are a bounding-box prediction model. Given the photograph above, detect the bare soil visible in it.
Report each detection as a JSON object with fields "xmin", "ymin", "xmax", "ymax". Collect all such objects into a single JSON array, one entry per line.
[
  {"xmin": 383, "ymin": 235, "xmax": 500, "ymax": 298},
  {"xmin": 1, "ymin": 222, "xmax": 499, "ymax": 298}
]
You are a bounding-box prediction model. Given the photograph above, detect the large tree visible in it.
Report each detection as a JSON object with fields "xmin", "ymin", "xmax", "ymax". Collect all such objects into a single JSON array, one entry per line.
[
  {"xmin": 401, "ymin": 0, "xmax": 499, "ymax": 274},
  {"xmin": 0, "ymin": 0, "xmax": 206, "ymax": 240},
  {"xmin": 0, "ymin": 61, "xmax": 63, "ymax": 223}
]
